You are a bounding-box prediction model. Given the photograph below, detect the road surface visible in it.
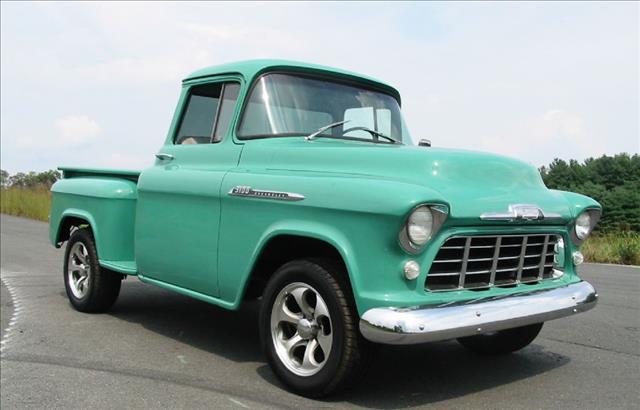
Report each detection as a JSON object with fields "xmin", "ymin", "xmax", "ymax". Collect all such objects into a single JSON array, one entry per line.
[{"xmin": 1, "ymin": 214, "xmax": 638, "ymax": 409}]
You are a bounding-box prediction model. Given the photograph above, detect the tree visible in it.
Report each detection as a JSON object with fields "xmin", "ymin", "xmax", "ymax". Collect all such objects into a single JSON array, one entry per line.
[
  {"xmin": 0, "ymin": 170, "xmax": 8, "ymax": 188},
  {"xmin": 4, "ymin": 170, "xmax": 61, "ymax": 189},
  {"xmin": 540, "ymin": 154, "xmax": 640, "ymax": 232}
]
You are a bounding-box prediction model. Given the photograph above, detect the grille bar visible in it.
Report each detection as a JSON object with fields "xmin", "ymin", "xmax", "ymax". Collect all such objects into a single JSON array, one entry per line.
[
  {"xmin": 442, "ymin": 242, "xmax": 552, "ymax": 250},
  {"xmin": 489, "ymin": 236, "xmax": 501, "ymax": 285},
  {"xmin": 426, "ymin": 234, "xmax": 559, "ymax": 292},
  {"xmin": 515, "ymin": 236, "xmax": 528, "ymax": 283},
  {"xmin": 538, "ymin": 235, "xmax": 550, "ymax": 280},
  {"xmin": 458, "ymin": 237, "xmax": 472, "ymax": 288}
]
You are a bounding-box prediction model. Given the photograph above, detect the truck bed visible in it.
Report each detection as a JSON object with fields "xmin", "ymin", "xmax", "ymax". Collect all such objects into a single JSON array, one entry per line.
[{"xmin": 58, "ymin": 166, "xmax": 141, "ymax": 181}]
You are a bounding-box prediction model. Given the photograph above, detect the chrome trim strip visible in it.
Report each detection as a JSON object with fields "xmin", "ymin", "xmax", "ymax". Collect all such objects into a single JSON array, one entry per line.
[
  {"xmin": 228, "ymin": 186, "xmax": 305, "ymax": 201},
  {"xmin": 480, "ymin": 204, "xmax": 563, "ymax": 221},
  {"xmin": 360, "ymin": 281, "xmax": 597, "ymax": 345}
]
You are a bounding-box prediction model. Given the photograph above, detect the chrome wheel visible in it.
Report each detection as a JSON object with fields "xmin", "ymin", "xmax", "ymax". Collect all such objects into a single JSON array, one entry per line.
[
  {"xmin": 270, "ymin": 282, "xmax": 333, "ymax": 377},
  {"xmin": 67, "ymin": 242, "xmax": 91, "ymax": 299}
]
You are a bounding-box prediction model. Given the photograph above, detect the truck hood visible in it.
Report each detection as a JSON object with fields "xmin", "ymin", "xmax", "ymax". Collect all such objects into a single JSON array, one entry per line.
[{"xmin": 248, "ymin": 139, "xmax": 573, "ymax": 225}]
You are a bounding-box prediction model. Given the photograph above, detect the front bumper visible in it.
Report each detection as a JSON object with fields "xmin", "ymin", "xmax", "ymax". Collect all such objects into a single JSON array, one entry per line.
[{"xmin": 359, "ymin": 281, "xmax": 597, "ymax": 345}]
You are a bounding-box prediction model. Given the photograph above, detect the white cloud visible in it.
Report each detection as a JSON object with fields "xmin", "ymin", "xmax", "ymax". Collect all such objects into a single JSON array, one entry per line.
[
  {"xmin": 54, "ymin": 115, "xmax": 101, "ymax": 145},
  {"xmin": 476, "ymin": 109, "xmax": 611, "ymax": 166},
  {"xmin": 533, "ymin": 110, "xmax": 588, "ymax": 143}
]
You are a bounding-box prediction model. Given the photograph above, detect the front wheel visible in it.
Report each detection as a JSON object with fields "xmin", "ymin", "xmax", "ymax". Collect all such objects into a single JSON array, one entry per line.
[
  {"xmin": 457, "ymin": 323, "xmax": 543, "ymax": 355},
  {"xmin": 259, "ymin": 259, "xmax": 367, "ymax": 397},
  {"xmin": 63, "ymin": 228, "xmax": 122, "ymax": 313}
]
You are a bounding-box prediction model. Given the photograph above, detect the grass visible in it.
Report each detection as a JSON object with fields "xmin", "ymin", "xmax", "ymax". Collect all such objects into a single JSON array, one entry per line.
[
  {"xmin": 1, "ymin": 187, "xmax": 638, "ymax": 265},
  {"xmin": 582, "ymin": 232, "xmax": 640, "ymax": 266},
  {"xmin": 0, "ymin": 187, "xmax": 52, "ymax": 222}
]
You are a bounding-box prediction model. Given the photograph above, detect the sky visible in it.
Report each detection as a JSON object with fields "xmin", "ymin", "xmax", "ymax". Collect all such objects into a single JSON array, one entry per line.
[{"xmin": 1, "ymin": 1, "xmax": 638, "ymax": 174}]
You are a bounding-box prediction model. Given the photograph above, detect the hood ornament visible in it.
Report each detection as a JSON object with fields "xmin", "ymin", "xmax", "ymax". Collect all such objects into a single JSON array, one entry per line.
[{"xmin": 480, "ymin": 204, "xmax": 562, "ymax": 221}]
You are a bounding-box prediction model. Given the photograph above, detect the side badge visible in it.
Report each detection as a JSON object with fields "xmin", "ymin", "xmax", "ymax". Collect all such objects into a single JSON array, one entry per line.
[{"xmin": 229, "ymin": 186, "xmax": 305, "ymax": 201}]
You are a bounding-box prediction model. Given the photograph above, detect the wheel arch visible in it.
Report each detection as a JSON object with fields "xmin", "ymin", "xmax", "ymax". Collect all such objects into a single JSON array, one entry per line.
[
  {"xmin": 53, "ymin": 209, "xmax": 99, "ymax": 247},
  {"xmin": 238, "ymin": 224, "xmax": 360, "ymax": 306}
]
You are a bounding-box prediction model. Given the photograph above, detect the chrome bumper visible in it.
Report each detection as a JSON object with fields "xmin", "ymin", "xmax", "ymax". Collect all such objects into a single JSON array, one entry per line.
[{"xmin": 359, "ymin": 281, "xmax": 597, "ymax": 345}]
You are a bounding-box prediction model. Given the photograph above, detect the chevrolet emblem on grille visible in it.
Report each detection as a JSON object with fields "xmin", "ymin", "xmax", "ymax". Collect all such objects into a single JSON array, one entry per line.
[{"xmin": 480, "ymin": 204, "xmax": 561, "ymax": 221}]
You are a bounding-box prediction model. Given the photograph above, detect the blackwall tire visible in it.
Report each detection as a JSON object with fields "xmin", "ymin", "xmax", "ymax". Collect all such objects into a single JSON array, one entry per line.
[
  {"xmin": 63, "ymin": 228, "xmax": 122, "ymax": 313},
  {"xmin": 259, "ymin": 259, "xmax": 367, "ymax": 397}
]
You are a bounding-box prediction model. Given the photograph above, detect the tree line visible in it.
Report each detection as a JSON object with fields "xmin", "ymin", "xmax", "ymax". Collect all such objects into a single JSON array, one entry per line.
[
  {"xmin": 1, "ymin": 153, "xmax": 638, "ymax": 232},
  {"xmin": 539, "ymin": 153, "xmax": 639, "ymax": 232},
  {"xmin": 0, "ymin": 169, "xmax": 61, "ymax": 189}
]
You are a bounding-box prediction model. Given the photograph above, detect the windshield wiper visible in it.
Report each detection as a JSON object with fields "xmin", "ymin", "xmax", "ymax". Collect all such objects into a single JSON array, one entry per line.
[
  {"xmin": 345, "ymin": 126, "xmax": 400, "ymax": 144},
  {"xmin": 305, "ymin": 120, "xmax": 401, "ymax": 144},
  {"xmin": 305, "ymin": 120, "xmax": 350, "ymax": 141}
]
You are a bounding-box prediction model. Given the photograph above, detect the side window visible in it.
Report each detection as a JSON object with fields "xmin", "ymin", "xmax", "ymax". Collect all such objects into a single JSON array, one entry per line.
[
  {"xmin": 175, "ymin": 83, "xmax": 221, "ymax": 145},
  {"xmin": 212, "ymin": 83, "xmax": 241, "ymax": 142},
  {"xmin": 175, "ymin": 81, "xmax": 240, "ymax": 145}
]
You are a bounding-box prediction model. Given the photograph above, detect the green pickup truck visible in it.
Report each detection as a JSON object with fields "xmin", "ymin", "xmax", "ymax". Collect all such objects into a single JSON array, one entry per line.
[{"xmin": 49, "ymin": 59, "xmax": 600, "ymax": 397}]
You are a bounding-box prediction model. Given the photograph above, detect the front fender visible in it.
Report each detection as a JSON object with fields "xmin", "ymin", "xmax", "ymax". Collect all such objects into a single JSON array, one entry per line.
[
  {"xmin": 217, "ymin": 216, "xmax": 364, "ymax": 311},
  {"xmin": 217, "ymin": 170, "xmax": 448, "ymax": 314},
  {"xmin": 230, "ymin": 220, "xmax": 359, "ymax": 308},
  {"xmin": 554, "ymin": 190, "xmax": 602, "ymax": 218}
]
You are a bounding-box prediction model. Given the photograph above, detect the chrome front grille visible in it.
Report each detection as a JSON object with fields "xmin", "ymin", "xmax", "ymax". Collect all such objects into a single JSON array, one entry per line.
[{"xmin": 426, "ymin": 234, "xmax": 559, "ymax": 292}]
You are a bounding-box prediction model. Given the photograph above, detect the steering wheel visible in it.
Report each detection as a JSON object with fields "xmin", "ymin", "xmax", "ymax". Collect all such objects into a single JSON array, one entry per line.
[{"xmin": 342, "ymin": 126, "xmax": 397, "ymax": 143}]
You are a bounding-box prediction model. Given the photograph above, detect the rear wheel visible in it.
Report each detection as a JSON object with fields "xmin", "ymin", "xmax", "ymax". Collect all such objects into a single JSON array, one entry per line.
[
  {"xmin": 259, "ymin": 259, "xmax": 367, "ymax": 397},
  {"xmin": 457, "ymin": 323, "xmax": 543, "ymax": 355},
  {"xmin": 63, "ymin": 228, "xmax": 122, "ymax": 313}
]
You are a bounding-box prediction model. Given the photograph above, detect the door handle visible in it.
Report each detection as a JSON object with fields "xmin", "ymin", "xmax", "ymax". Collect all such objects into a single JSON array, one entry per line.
[{"xmin": 155, "ymin": 153, "xmax": 174, "ymax": 161}]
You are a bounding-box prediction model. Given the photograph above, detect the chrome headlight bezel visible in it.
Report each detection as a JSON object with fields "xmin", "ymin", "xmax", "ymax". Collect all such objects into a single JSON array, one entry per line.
[
  {"xmin": 571, "ymin": 208, "xmax": 601, "ymax": 245},
  {"xmin": 399, "ymin": 204, "xmax": 448, "ymax": 254}
]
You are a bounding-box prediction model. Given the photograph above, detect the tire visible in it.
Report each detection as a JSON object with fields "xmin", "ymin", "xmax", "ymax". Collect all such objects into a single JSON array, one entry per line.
[
  {"xmin": 259, "ymin": 259, "xmax": 367, "ymax": 397},
  {"xmin": 457, "ymin": 323, "xmax": 543, "ymax": 355},
  {"xmin": 63, "ymin": 228, "xmax": 122, "ymax": 313}
]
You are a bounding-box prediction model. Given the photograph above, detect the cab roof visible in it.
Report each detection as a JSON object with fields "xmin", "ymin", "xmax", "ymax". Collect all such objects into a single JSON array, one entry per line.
[{"xmin": 183, "ymin": 59, "xmax": 401, "ymax": 105}]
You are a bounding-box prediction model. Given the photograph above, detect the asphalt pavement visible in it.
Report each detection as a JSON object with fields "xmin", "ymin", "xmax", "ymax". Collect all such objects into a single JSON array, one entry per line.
[{"xmin": 1, "ymin": 214, "xmax": 638, "ymax": 409}]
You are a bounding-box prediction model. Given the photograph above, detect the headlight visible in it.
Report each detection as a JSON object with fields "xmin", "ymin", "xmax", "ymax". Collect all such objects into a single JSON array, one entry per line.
[
  {"xmin": 399, "ymin": 204, "xmax": 448, "ymax": 253},
  {"xmin": 575, "ymin": 212, "xmax": 592, "ymax": 240},
  {"xmin": 571, "ymin": 208, "xmax": 601, "ymax": 245},
  {"xmin": 407, "ymin": 206, "xmax": 433, "ymax": 246}
]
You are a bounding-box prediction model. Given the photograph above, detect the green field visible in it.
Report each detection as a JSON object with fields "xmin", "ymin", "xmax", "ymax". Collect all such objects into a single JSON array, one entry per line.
[
  {"xmin": 582, "ymin": 232, "xmax": 640, "ymax": 266},
  {"xmin": 1, "ymin": 187, "xmax": 638, "ymax": 265},
  {"xmin": 1, "ymin": 187, "xmax": 51, "ymax": 222}
]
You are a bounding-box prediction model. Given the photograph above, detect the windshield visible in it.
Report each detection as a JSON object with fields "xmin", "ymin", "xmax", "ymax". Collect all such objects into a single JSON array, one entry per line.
[{"xmin": 237, "ymin": 73, "xmax": 411, "ymax": 144}]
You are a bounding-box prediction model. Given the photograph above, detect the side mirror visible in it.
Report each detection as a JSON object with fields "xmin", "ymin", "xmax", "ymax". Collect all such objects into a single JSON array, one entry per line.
[{"xmin": 418, "ymin": 139, "xmax": 431, "ymax": 147}]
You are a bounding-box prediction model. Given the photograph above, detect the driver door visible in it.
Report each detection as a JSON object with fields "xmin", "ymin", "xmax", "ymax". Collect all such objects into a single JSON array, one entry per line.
[{"xmin": 135, "ymin": 80, "xmax": 242, "ymax": 297}]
